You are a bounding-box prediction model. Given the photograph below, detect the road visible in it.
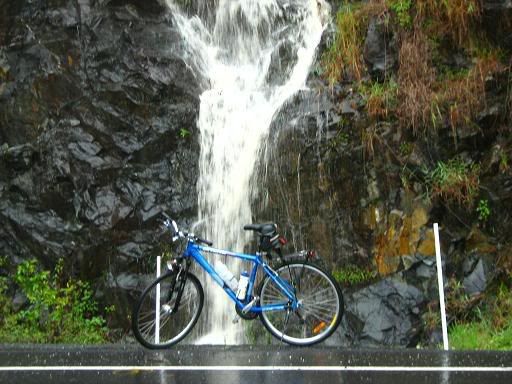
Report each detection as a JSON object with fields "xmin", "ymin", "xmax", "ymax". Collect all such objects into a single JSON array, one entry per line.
[{"xmin": 0, "ymin": 344, "xmax": 511, "ymax": 383}]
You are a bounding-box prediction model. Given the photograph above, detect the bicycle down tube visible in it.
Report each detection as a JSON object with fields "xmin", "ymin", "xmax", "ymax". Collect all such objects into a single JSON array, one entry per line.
[{"xmin": 185, "ymin": 242, "xmax": 297, "ymax": 313}]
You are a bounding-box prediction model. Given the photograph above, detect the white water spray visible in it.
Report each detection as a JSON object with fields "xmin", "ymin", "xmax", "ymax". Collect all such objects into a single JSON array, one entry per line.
[{"xmin": 166, "ymin": 0, "xmax": 330, "ymax": 344}]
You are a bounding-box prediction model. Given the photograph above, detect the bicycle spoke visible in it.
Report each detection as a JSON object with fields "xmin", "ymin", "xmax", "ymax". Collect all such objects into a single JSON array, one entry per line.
[
  {"xmin": 133, "ymin": 272, "xmax": 203, "ymax": 348},
  {"xmin": 259, "ymin": 263, "xmax": 342, "ymax": 346},
  {"xmin": 300, "ymin": 286, "xmax": 334, "ymax": 301}
]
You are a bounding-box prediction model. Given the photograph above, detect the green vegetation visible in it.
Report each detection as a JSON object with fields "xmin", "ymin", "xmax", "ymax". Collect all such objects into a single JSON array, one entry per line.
[
  {"xmin": 476, "ymin": 199, "xmax": 491, "ymax": 222},
  {"xmin": 416, "ymin": 0, "xmax": 481, "ymax": 46},
  {"xmin": 179, "ymin": 127, "xmax": 191, "ymax": 138},
  {"xmin": 387, "ymin": 0, "xmax": 412, "ymax": 29},
  {"xmin": 399, "ymin": 141, "xmax": 413, "ymax": 157},
  {"xmin": 450, "ymin": 321, "xmax": 512, "ymax": 350},
  {"xmin": 322, "ymin": 0, "xmax": 505, "ymax": 137},
  {"xmin": 333, "ymin": 265, "xmax": 376, "ymax": 286},
  {"xmin": 0, "ymin": 259, "xmax": 110, "ymax": 344},
  {"xmin": 360, "ymin": 79, "xmax": 399, "ymax": 120},
  {"xmin": 322, "ymin": 0, "xmax": 510, "ymax": 350},
  {"xmin": 425, "ymin": 157, "xmax": 480, "ymax": 207},
  {"xmin": 498, "ymin": 147, "xmax": 510, "ymax": 174},
  {"xmin": 449, "ymin": 283, "xmax": 512, "ymax": 350},
  {"xmin": 322, "ymin": 3, "xmax": 378, "ymax": 84}
]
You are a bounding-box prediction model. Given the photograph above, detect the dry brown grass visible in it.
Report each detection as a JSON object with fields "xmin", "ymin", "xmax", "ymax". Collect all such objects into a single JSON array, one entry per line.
[
  {"xmin": 398, "ymin": 29, "xmax": 504, "ymax": 137},
  {"xmin": 416, "ymin": 0, "xmax": 482, "ymax": 46},
  {"xmin": 322, "ymin": 1, "xmax": 387, "ymax": 84},
  {"xmin": 397, "ymin": 31, "xmax": 438, "ymax": 134},
  {"xmin": 362, "ymin": 80, "xmax": 399, "ymax": 120},
  {"xmin": 438, "ymin": 54, "xmax": 505, "ymax": 140}
]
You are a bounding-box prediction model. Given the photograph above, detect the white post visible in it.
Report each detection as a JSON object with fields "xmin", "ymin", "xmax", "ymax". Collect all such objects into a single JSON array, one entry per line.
[
  {"xmin": 155, "ymin": 255, "xmax": 162, "ymax": 345},
  {"xmin": 434, "ymin": 223, "xmax": 449, "ymax": 351}
]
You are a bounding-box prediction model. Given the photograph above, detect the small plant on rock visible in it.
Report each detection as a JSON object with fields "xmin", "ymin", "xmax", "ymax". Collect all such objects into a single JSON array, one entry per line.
[
  {"xmin": 425, "ymin": 157, "xmax": 480, "ymax": 207},
  {"xmin": 476, "ymin": 199, "xmax": 491, "ymax": 222}
]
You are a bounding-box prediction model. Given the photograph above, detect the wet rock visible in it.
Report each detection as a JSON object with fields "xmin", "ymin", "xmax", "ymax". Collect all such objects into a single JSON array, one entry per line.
[
  {"xmin": 0, "ymin": 144, "xmax": 37, "ymax": 171},
  {"xmin": 416, "ymin": 229, "xmax": 435, "ymax": 257},
  {"xmin": 465, "ymin": 226, "xmax": 497, "ymax": 254},
  {"xmin": 363, "ymin": 16, "xmax": 398, "ymax": 80},
  {"xmin": 373, "ymin": 205, "xmax": 433, "ymax": 276},
  {"xmin": 482, "ymin": 0, "xmax": 512, "ymax": 50},
  {"xmin": 483, "ymin": 0, "xmax": 512, "ymax": 10},
  {"xmin": 0, "ymin": 0, "xmax": 201, "ymax": 328},
  {"xmin": 107, "ymin": 272, "xmax": 140, "ymax": 291},
  {"xmin": 13, "ymin": 291, "xmax": 28, "ymax": 312},
  {"xmin": 463, "ymin": 255, "xmax": 494, "ymax": 296},
  {"xmin": 345, "ymin": 276, "xmax": 425, "ymax": 346}
]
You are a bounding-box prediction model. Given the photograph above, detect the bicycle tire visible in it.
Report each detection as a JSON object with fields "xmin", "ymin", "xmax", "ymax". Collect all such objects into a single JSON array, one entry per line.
[
  {"xmin": 258, "ymin": 262, "xmax": 343, "ymax": 346},
  {"xmin": 132, "ymin": 271, "xmax": 203, "ymax": 349}
]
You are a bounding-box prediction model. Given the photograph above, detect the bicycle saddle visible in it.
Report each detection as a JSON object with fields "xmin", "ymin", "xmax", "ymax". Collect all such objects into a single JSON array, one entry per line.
[{"xmin": 243, "ymin": 223, "xmax": 277, "ymax": 236}]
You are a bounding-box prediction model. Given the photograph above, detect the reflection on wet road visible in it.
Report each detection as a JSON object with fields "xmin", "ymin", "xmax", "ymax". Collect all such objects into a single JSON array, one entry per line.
[{"xmin": 1, "ymin": 345, "xmax": 510, "ymax": 384}]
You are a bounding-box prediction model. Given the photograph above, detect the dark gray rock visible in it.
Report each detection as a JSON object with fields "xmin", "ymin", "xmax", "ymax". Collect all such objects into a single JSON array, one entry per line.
[
  {"xmin": 463, "ymin": 256, "xmax": 494, "ymax": 296},
  {"xmin": 483, "ymin": 0, "xmax": 512, "ymax": 10},
  {"xmin": 344, "ymin": 277, "xmax": 425, "ymax": 346},
  {"xmin": 0, "ymin": 0, "xmax": 201, "ymax": 327},
  {"xmin": 363, "ymin": 17, "xmax": 398, "ymax": 80},
  {"xmin": 482, "ymin": 0, "xmax": 512, "ymax": 50}
]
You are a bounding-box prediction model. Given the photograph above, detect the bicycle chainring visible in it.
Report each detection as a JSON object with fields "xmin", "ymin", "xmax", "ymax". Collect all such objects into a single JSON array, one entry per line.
[{"xmin": 235, "ymin": 304, "xmax": 259, "ymax": 320}]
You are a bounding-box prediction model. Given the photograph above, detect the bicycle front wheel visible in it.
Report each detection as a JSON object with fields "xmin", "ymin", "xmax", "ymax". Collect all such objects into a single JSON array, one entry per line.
[
  {"xmin": 132, "ymin": 271, "xmax": 203, "ymax": 349},
  {"xmin": 258, "ymin": 262, "xmax": 343, "ymax": 346}
]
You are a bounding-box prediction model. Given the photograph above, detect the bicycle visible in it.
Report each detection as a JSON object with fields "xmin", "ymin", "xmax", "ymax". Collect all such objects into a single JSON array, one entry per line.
[{"xmin": 132, "ymin": 213, "xmax": 344, "ymax": 349}]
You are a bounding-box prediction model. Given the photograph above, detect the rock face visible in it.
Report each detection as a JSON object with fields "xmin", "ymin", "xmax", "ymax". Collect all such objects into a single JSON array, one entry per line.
[
  {"xmin": 255, "ymin": 0, "xmax": 512, "ymax": 345},
  {"xmin": 0, "ymin": 0, "xmax": 200, "ymax": 326},
  {"xmin": 1, "ymin": 0, "xmax": 511, "ymax": 347},
  {"xmin": 363, "ymin": 16, "xmax": 398, "ymax": 80}
]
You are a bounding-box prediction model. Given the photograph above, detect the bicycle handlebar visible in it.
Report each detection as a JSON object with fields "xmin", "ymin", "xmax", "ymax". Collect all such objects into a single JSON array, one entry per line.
[{"xmin": 161, "ymin": 213, "xmax": 213, "ymax": 246}]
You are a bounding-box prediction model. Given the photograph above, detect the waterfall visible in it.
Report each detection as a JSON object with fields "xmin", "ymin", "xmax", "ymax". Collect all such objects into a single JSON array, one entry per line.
[{"xmin": 166, "ymin": 0, "xmax": 330, "ymax": 344}]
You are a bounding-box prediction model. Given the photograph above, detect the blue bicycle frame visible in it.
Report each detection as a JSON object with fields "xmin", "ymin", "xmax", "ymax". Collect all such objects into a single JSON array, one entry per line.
[{"xmin": 183, "ymin": 240, "xmax": 299, "ymax": 313}]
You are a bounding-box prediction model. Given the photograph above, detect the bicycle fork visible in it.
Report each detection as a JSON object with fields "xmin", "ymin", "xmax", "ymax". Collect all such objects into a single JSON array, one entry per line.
[{"xmin": 163, "ymin": 258, "xmax": 190, "ymax": 314}]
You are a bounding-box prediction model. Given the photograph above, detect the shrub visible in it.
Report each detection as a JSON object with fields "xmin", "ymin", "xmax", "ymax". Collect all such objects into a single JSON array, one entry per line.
[
  {"xmin": 0, "ymin": 259, "xmax": 110, "ymax": 344},
  {"xmin": 387, "ymin": 0, "xmax": 413, "ymax": 29}
]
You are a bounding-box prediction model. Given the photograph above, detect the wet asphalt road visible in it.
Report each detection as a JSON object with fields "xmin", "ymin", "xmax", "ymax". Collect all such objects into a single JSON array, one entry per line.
[{"xmin": 0, "ymin": 344, "xmax": 511, "ymax": 384}]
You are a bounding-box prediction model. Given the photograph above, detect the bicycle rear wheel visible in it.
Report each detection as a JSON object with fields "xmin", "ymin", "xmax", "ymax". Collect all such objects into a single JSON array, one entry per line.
[
  {"xmin": 258, "ymin": 262, "xmax": 343, "ymax": 346},
  {"xmin": 132, "ymin": 271, "xmax": 203, "ymax": 349}
]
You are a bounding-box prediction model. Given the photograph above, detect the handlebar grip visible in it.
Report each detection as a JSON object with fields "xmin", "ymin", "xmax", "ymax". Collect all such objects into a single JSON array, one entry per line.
[{"xmin": 196, "ymin": 237, "xmax": 213, "ymax": 246}]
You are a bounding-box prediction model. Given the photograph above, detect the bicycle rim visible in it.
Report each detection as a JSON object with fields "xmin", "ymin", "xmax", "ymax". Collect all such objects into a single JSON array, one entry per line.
[
  {"xmin": 132, "ymin": 272, "xmax": 203, "ymax": 348},
  {"xmin": 259, "ymin": 263, "xmax": 343, "ymax": 345}
]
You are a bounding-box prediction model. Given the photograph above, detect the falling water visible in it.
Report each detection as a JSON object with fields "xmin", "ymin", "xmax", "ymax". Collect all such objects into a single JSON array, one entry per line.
[{"xmin": 166, "ymin": 0, "xmax": 330, "ymax": 344}]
